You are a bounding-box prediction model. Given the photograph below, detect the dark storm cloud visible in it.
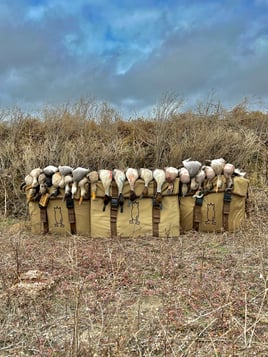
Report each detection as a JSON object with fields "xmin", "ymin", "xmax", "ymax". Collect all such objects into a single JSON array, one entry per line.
[{"xmin": 0, "ymin": 0, "xmax": 268, "ymax": 115}]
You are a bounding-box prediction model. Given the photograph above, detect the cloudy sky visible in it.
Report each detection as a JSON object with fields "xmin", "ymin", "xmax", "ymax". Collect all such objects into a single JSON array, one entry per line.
[{"xmin": 1, "ymin": 0, "xmax": 268, "ymax": 116}]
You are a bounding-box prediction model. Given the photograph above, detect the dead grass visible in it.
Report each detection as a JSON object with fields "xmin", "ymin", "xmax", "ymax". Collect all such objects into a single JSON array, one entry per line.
[{"xmin": 0, "ymin": 96, "xmax": 267, "ymax": 217}]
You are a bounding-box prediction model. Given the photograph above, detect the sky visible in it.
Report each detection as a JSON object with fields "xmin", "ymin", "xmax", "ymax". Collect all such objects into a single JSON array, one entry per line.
[{"xmin": 1, "ymin": 0, "xmax": 268, "ymax": 117}]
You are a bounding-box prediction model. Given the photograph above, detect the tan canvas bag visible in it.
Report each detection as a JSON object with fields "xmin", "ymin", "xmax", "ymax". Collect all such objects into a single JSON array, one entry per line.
[
  {"xmin": 28, "ymin": 187, "xmax": 90, "ymax": 235},
  {"xmin": 179, "ymin": 176, "xmax": 249, "ymax": 232},
  {"xmin": 90, "ymin": 178, "xmax": 180, "ymax": 238}
]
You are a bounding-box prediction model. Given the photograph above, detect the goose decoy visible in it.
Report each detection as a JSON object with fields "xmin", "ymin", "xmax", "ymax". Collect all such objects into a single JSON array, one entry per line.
[
  {"xmin": 43, "ymin": 165, "xmax": 58, "ymax": 176},
  {"xmin": 182, "ymin": 158, "xmax": 202, "ymax": 192},
  {"xmin": 87, "ymin": 171, "xmax": 99, "ymax": 200},
  {"xmin": 58, "ymin": 165, "xmax": 73, "ymax": 177},
  {"xmin": 178, "ymin": 167, "xmax": 190, "ymax": 196},
  {"xmin": 206, "ymin": 158, "xmax": 226, "ymax": 192},
  {"xmin": 202, "ymin": 165, "xmax": 216, "ymax": 191},
  {"xmin": 153, "ymin": 168, "xmax": 166, "ymax": 207},
  {"xmin": 139, "ymin": 168, "xmax": 153, "ymax": 198},
  {"xmin": 30, "ymin": 167, "xmax": 43, "ymax": 188},
  {"xmin": 71, "ymin": 167, "xmax": 90, "ymax": 198},
  {"xmin": 22, "ymin": 173, "xmax": 38, "ymax": 202},
  {"xmin": 113, "ymin": 169, "xmax": 126, "ymax": 212},
  {"xmin": 21, "ymin": 174, "xmax": 33, "ymax": 191},
  {"xmin": 125, "ymin": 168, "xmax": 139, "ymax": 202},
  {"xmin": 98, "ymin": 169, "xmax": 113, "ymax": 211},
  {"xmin": 38, "ymin": 173, "xmax": 46, "ymax": 185},
  {"xmin": 52, "ymin": 171, "xmax": 65, "ymax": 189},
  {"xmin": 223, "ymin": 163, "xmax": 235, "ymax": 190},
  {"xmin": 63, "ymin": 174, "xmax": 73, "ymax": 200},
  {"xmin": 164, "ymin": 167, "xmax": 179, "ymax": 194},
  {"xmin": 51, "ymin": 171, "xmax": 65, "ymax": 197},
  {"xmin": 195, "ymin": 167, "xmax": 206, "ymax": 192}
]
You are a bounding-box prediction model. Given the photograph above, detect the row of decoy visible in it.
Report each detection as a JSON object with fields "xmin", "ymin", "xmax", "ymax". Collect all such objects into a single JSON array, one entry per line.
[{"xmin": 21, "ymin": 158, "xmax": 246, "ymax": 211}]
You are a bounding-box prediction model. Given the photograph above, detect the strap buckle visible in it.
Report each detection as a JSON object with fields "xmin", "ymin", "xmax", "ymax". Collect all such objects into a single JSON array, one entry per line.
[
  {"xmin": 224, "ymin": 191, "xmax": 232, "ymax": 203},
  {"xmin": 152, "ymin": 198, "xmax": 162, "ymax": 209},
  {"xmin": 196, "ymin": 197, "xmax": 203, "ymax": 206},
  {"xmin": 111, "ymin": 198, "xmax": 119, "ymax": 208},
  {"xmin": 193, "ymin": 191, "xmax": 204, "ymax": 199},
  {"xmin": 65, "ymin": 196, "xmax": 74, "ymax": 209}
]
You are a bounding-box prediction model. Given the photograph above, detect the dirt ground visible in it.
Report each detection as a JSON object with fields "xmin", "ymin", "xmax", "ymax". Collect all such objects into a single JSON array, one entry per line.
[{"xmin": 0, "ymin": 187, "xmax": 267, "ymax": 356}]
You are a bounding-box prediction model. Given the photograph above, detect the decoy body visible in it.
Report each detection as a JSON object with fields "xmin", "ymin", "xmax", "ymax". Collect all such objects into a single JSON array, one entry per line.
[
  {"xmin": 52, "ymin": 171, "xmax": 65, "ymax": 189},
  {"xmin": 202, "ymin": 165, "xmax": 216, "ymax": 191},
  {"xmin": 125, "ymin": 168, "xmax": 139, "ymax": 202},
  {"xmin": 87, "ymin": 171, "xmax": 99, "ymax": 200},
  {"xmin": 139, "ymin": 168, "xmax": 153, "ymax": 198},
  {"xmin": 223, "ymin": 163, "xmax": 235, "ymax": 190},
  {"xmin": 99, "ymin": 169, "xmax": 113, "ymax": 211},
  {"xmin": 71, "ymin": 167, "xmax": 89, "ymax": 198},
  {"xmin": 64, "ymin": 174, "xmax": 73, "ymax": 200},
  {"xmin": 78, "ymin": 176, "xmax": 89, "ymax": 205},
  {"xmin": 178, "ymin": 167, "xmax": 190, "ymax": 196},
  {"xmin": 164, "ymin": 167, "xmax": 179, "ymax": 194},
  {"xmin": 207, "ymin": 158, "xmax": 226, "ymax": 192},
  {"xmin": 58, "ymin": 165, "xmax": 73, "ymax": 177},
  {"xmin": 195, "ymin": 167, "xmax": 206, "ymax": 192},
  {"xmin": 43, "ymin": 165, "xmax": 58, "ymax": 176},
  {"xmin": 153, "ymin": 168, "xmax": 166, "ymax": 207},
  {"xmin": 23, "ymin": 174, "xmax": 34, "ymax": 188},
  {"xmin": 30, "ymin": 167, "xmax": 43, "ymax": 188},
  {"xmin": 182, "ymin": 158, "xmax": 202, "ymax": 192},
  {"xmin": 113, "ymin": 169, "xmax": 126, "ymax": 212}
]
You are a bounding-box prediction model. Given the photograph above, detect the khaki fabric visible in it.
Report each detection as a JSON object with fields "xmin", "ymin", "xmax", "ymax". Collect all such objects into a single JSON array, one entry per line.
[
  {"xmin": 46, "ymin": 188, "xmax": 90, "ymax": 235},
  {"xmin": 74, "ymin": 200, "xmax": 91, "ymax": 235},
  {"xmin": 179, "ymin": 176, "xmax": 249, "ymax": 232},
  {"xmin": 198, "ymin": 193, "xmax": 225, "ymax": 232},
  {"xmin": 90, "ymin": 197, "xmax": 112, "ymax": 238},
  {"xmin": 159, "ymin": 195, "xmax": 180, "ymax": 237},
  {"xmin": 46, "ymin": 196, "xmax": 71, "ymax": 234},
  {"xmin": 91, "ymin": 178, "xmax": 180, "ymax": 238},
  {"xmin": 27, "ymin": 178, "xmax": 181, "ymax": 237},
  {"xmin": 28, "ymin": 201, "xmax": 45, "ymax": 234},
  {"xmin": 28, "ymin": 188, "xmax": 90, "ymax": 235},
  {"xmin": 228, "ymin": 176, "xmax": 250, "ymax": 232}
]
